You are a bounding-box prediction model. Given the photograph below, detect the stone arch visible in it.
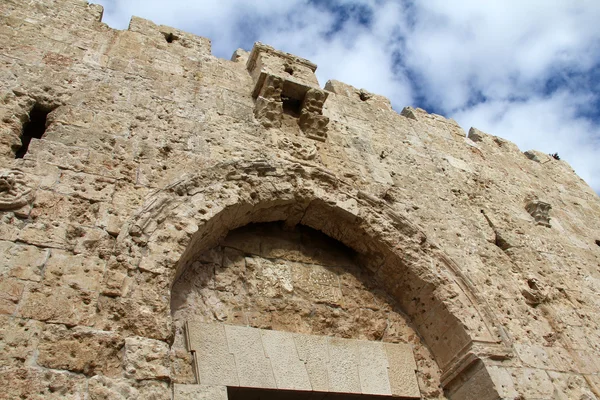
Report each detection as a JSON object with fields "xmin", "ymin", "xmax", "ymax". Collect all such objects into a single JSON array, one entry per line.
[{"xmin": 117, "ymin": 158, "xmax": 511, "ymax": 398}]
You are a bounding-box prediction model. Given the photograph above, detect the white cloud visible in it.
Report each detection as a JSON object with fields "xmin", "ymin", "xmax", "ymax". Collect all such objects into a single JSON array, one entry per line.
[{"xmin": 93, "ymin": 0, "xmax": 600, "ymax": 193}]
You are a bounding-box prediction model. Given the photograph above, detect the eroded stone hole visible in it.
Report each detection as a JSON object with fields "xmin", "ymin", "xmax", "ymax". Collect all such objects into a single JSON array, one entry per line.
[
  {"xmin": 15, "ymin": 102, "xmax": 57, "ymax": 158},
  {"xmin": 284, "ymin": 63, "xmax": 294, "ymax": 75},
  {"xmin": 595, "ymin": 239, "xmax": 600, "ymax": 247},
  {"xmin": 281, "ymin": 95, "xmax": 302, "ymax": 117},
  {"xmin": 163, "ymin": 32, "xmax": 179, "ymax": 43}
]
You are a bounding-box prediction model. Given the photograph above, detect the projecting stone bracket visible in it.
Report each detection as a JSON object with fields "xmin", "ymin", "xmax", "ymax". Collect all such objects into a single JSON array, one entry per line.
[
  {"xmin": 251, "ymin": 71, "xmax": 329, "ymax": 141},
  {"xmin": 525, "ymin": 200, "xmax": 552, "ymax": 227},
  {"xmin": 247, "ymin": 43, "xmax": 330, "ymax": 141}
]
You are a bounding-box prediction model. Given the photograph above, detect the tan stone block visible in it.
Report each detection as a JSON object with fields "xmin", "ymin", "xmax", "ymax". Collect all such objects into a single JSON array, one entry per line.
[
  {"xmin": 547, "ymin": 371, "xmax": 597, "ymax": 400},
  {"xmin": 16, "ymin": 221, "xmax": 71, "ymax": 250},
  {"xmin": 0, "ymin": 367, "xmax": 86, "ymax": 400},
  {"xmin": 546, "ymin": 346, "xmax": 579, "ymax": 372},
  {"xmin": 0, "ymin": 315, "xmax": 44, "ymax": 367},
  {"xmin": 384, "ymin": 342, "xmax": 420, "ymax": 398},
  {"xmin": 487, "ymin": 366, "xmax": 519, "ymax": 399},
  {"xmin": 514, "ymin": 343, "xmax": 554, "ymax": 369},
  {"xmin": 173, "ymin": 384, "xmax": 228, "ymax": 400},
  {"xmin": 37, "ymin": 324, "xmax": 123, "ymax": 376},
  {"xmin": 0, "ymin": 241, "xmax": 48, "ymax": 282},
  {"xmin": 508, "ymin": 367, "xmax": 554, "ymax": 399},
  {"xmin": 186, "ymin": 320, "xmax": 238, "ymax": 387},
  {"xmin": 44, "ymin": 249, "xmax": 106, "ymax": 292},
  {"xmin": 123, "ymin": 336, "xmax": 170, "ymax": 380},
  {"xmin": 54, "ymin": 170, "xmax": 115, "ymax": 203},
  {"xmin": 225, "ymin": 324, "xmax": 277, "ymax": 389},
  {"xmin": 326, "ymin": 336, "xmax": 361, "ymax": 393},
  {"xmin": 0, "ymin": 277, "xmax": 24, "ymax": 315},
  {"xmin": 357, "ymin": 340, "xmax": 391, "ymax": 395},
  {"xmin": 87, "ymin": 375, "xmax": 140, "ymax": 400},
  {"xmin": 261, "ymin": 329, "xmax": 311, "ymax": 391},
  {"xmin": 19, "ymin": 284, "xmax": 95, "ymax": 326}
]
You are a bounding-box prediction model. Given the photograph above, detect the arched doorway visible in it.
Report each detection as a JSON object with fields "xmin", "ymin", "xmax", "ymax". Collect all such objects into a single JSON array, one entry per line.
[{"xmin": 118, "ymin": 159, "xmax": 510, "ymax": 399}]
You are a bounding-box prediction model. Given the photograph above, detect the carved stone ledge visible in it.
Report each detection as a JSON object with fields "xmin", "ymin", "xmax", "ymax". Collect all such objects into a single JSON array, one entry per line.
[
  {"xmin": 0, "ymin": 169, "xmax": 34, "ymax": 210},
  {"xmin": 247, "ymin": 43, "xmax": 330, "ymax": 141}
]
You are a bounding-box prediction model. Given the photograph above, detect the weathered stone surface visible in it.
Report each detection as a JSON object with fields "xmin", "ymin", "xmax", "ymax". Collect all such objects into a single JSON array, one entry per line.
[
  {"xmin": 1, "ymin": 1, "xmax": 600, "ymax": 399},
  {"xmin": 37, "ymin": 324, "xmax": 123, "ymax": 376},
  {"xmin": 123, "ymin": 336, "xmax": 171, "ymax": 380}
]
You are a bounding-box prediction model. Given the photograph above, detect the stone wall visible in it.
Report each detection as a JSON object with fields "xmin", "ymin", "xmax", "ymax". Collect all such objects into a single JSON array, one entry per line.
[{"xmin": 0, "ymin": 0, "xmax": 599, "ymax": 399}]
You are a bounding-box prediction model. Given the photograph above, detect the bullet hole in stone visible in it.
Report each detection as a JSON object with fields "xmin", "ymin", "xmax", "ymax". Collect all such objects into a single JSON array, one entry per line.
[
  {"xmin": 282, "ymin": 95, "xmax": 302, "ymax": 117},
  {"xmin": 15, "ymin": 102, "xmax": 57, "ymax": 158},
  {"xmin": 163, "ymin": 32, "xmax": 179, "ymax": 43}
]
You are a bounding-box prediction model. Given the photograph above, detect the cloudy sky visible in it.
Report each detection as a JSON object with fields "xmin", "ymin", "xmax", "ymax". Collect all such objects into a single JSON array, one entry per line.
[{"xmin": 95, "ymin": 0, "xmax": 600, "ymax": 193}]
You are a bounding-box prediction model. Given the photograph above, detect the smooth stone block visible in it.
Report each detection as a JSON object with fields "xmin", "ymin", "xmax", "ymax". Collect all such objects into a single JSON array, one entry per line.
[
  {"xmin": 261, "ymin": 329, "xmax": 312, "ymax": 391},
  {"xmin": 358, "ymin": 341, "xmax": 392, "ymax": 395},
  {"xmin": 225, "ymin": 324, "xmax": 277, "ymax": 389},
  {"xmin": 384, "ymin": 342, "xmax": 420, "ymax": 398},
  {"xmin": 186, "ymin": 321, "xmax": 239, "ymax": 387},
  {"xmin": 327, "ymin": 337, "xmax": 361, "ymax": 393},
  {"xmin": 294, "ymin": 333, "xmax": 331, "ymax": 392}
]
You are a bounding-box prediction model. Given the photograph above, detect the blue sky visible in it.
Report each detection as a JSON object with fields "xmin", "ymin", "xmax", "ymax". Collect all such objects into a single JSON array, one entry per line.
[{"xmin": 95, "ymin": 0, "xmax": 600, "ymax": 193}]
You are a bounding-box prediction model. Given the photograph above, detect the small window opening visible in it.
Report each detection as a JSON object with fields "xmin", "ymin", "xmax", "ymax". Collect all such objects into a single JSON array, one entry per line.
[
  {"xmin": 281, "ymin": 95, "xmax": 302, "ymax": 117},
  {"xmin": 163, "ymin": 32, "xmax": 179, "ymax": 43},
  {"xmin": 15, "ymin": 103, "xmax": 56, "ymax": 158}
]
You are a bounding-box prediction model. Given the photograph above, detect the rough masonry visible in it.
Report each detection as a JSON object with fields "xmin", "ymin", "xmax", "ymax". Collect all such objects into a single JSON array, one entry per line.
[{"xmin": 0, "ymin": 0, "xmax": 600, "ymax": 399}]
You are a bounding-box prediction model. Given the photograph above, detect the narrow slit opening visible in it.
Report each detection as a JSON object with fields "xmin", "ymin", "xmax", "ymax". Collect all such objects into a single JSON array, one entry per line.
[{"xmin": 15, "ymin": 103, "xmax": 57, "ymax": 158}]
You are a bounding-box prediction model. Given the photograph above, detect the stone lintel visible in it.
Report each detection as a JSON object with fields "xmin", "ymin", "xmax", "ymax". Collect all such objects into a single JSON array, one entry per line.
[{"xmin": 186, "ymin": 321, "xmax": 420, "ymax": 398}]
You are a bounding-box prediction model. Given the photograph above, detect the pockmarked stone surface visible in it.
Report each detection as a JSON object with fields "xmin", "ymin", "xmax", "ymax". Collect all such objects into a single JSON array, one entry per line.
[
  {"xmin": 1, "ymin": 0, "xmax": 600, "ymax": 399},
  {"xmin": 186, "ymin": 321, "xmax": 420, "ymax": 397}
]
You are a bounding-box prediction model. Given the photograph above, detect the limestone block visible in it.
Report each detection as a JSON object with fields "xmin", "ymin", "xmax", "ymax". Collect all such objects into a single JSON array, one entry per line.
[
  {"xmin": 123, "ymin": 336, "xmax": 171, "ymax": 380},
  {"xmin": 357, "ymin": 340, "xmax": 392, "ymax": 395},
  {"xmin": 326, "ymin": 337, "xmax": 361, "ymax": 393},
  {"xmin": 487, "ymin": 366, "xmax": 519, "ymax": 399},
  {"xmin": 88, "ymin": 375, "xmax": 139, "ymax": 400},
  {"xmin": 508, "ymin": 367, "xmax": 554, "ymax": 399},
  {"xmin": 0, "ymin": 367, "xmax": 86, "ymax": 400},
  {"xmin": 186, "ymin": 321, "xmax": 239, "ymax": 387},
  {"xmin": 0, "ymin": 241, "xmax": 48, "ymax": 282},
  {"xmin": 44, "ymin": 250, "xmax": 106, "ymax": 292},
  {"xmin": 0, "ymin": 277, "xmax": 24, "ymax": 315},
  {"xmin": 384, "ymin": 342, "xmax": 420, "ymax": 398},
  {"xmin": 0, "ymin": 315, "xmax": 44, "ymax": 367},
  {"xmin": 173, "ymin": 384, "xmax": 228, "ymax": 400},
  {"xmin": 19, "ymin": 284, "xmax": 95, "ymax": 326},
  {"xmin": 261, "ymin": 329, "xmax": 311, "ymax": 391},
  {"xmin": 54, "ymin": 171, "xmax": 115, "ymax": 203},
  {"xmin": 224, "ymin": 324, "xmax": 277, "ymax": 389},
  {"xmin": 37, "ymin": 325, "xmax": 123, "ymax": 376},
  {"xmin": 293, "ymin": 333, "xmax": 330, "ymax": 392},
  {"xmin": 514, "ymin": 343, "xmax": 554, "ymax": 370}
]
